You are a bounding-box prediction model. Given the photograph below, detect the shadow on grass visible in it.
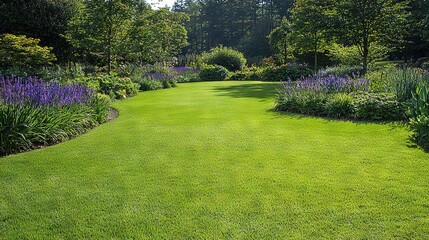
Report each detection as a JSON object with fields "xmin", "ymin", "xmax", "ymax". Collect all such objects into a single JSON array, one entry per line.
[
  {"xmin": 267, "ymin": 108, "xmax": 403, "ymax": 126},
  {"xmin": 268, "ymin": 109, "xmax": 429, "ymax": 153},
  {"xmin": 211, "ymin": 82, "xmax": 282, "ymax": 100},
  {"xmin": 407, "ymin": 137, "xmax": 429, "ymax": 153}
]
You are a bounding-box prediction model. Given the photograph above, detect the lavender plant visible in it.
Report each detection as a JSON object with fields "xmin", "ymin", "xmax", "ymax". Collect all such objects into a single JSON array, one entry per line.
[
  {"xmin": 0, "ymin": 76, "xmax": 110, "ymax": 155},
  {"xmin": 171, "ymin": 66, "xmax": 200, "ymax": 83},
  {"xmin": 276, "ymin": 74, "xmax": 406, "ymax": 120},
  {"xmin": 0, "ymin": 76, "xmax": 93, "ymax": 107},
  {"xmin": 280, "ymin": 75, "xmax": 369, "ymax": 95},
  {"xmin": 134, "ymin": 69, "xmax": 179, "ymax": 91}
]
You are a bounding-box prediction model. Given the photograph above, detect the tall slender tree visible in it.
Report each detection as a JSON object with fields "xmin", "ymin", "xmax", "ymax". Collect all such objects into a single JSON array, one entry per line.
[
  {"xmin": 290, "ymin": 0, "xmax": 331, "ymax": 70},
  {"xmin": 333, "ymin": 0, "xmax": 410, "ymax": 73},
  {"xmin": 269, "ymin": 18, "xmax": 293, "ymax": 64}
]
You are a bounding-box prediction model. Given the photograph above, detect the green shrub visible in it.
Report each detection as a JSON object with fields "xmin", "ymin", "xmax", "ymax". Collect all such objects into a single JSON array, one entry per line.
[
  {"xmin": 262, "ymin": 64, "xmax": 313, "ymax": 82},
  {"xmin": 327, "ymin": 43, "xmax": 389, "ymax": 67},
  {"xmin": 0, "ymin": 34, "xmax": 56, "ymax": 70},
  {"xmin": 162, "ymin": 79, "xmax": 177, "ymax": 88},
  {"xmin": 353, "ymin": 92, "xmax": 403, "ymax": 120},
  {"xmin": 200, "ymin": 46, "xmax": 247, "ymax": 71},
  {"xmin": 318, "ymin": 65, "xmax": 363, "ymax": 78},
  {"xmin": 277, "ymin": 91, "xmax": 402, "ymax": 120},
  {"xmin": 422, "ymin": 61, "xmax": 429, "ymax": 71},
  {"xmin": 132, "ymin": 70, "xmax": 178, "ymax": 91},
  {"xmin": 246, "ymin": 67, "xmax": 264, "ymax": 80},
  {"xmin": 95, "ymin": 75, "xmax": 138, "ymax": 99},
  {"xmin": 71, "ymin": 75, "xmax": 138, "ymax": 99},
  {"xmin": 36, "ymin": 63, "xmax": 86, "ymax": 83},
  {"xmin": 89, "ymin": 94, "xmax": 111, "ymax": 123},
  {"xmin": 406, "ymin": 83, "xmax": 429, "ymax": 149},
  {"xmin": 325, "ymin": 93, "xmax": 354, "ymax": 119},
  {"xmin": 229, "ymin": 72, "xmax": 247, "ymax": 80},
  {"xmin": 199, "ymin": 65, "xmax": 229, "ymax": 81},
  {"xmin": 276, "ymin": 91, "xmax": 328, "ymax": 115},
  {"xmin": 137, "ymin": 79, "xmax": 164, "ymax": 91}
]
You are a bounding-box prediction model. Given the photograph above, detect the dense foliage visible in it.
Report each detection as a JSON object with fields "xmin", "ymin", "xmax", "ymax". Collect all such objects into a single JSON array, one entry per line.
[
  {"xmin": 407, "ymin": 83, "xmax": 429, "ymax": 149},
  {"xmin": 275, "ymin": 74, "xmax": 405, "ymax": 120},
  {"xmin": 172, "ymin": 0, "xmax": 428, "ymax": 70},
  {"xmin": 0, "ymin": 34, "xmax": 56, "ymax": 70},
  {"xmin": 261, "ymin": 64, "xmax": 313, "ymax": 82},
  {"xmin": 173, "ymin": 0, "xmax": 293, "ymax": 59},
  {"xmin": 129, "ymin": 8, "xmax": 189, "ymax": 64},
  {"xmin": 332, "ymin": 0, "xmax": 410, "ymax": 73},
  {"xmin": 200, "ymin": 46, "xmax": 247, "ymax": 72},
  {"xmin": 0, "ymin": 76, "xmax": 110, "ymax": 155},
  {"xmin": 199, "ymin": 65, "xmax": 229, "ymax": 81},
  {"xmin": 0, "ymin": 0, "xmax": 80, "ymax": 61},
  {"xmin": 66, "ymin": 0, "xmax": 188, "ymax": 70},
  {"xmin": 276, "ymin": 67, "xmax": 429, "ymax": 148}
]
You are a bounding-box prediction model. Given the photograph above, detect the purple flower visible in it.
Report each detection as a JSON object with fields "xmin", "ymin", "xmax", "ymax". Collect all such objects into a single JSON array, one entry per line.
[
  {"xmin": 172, "ymin": 66, "xmax": 199, "ymax": 73},
  {"xmin": 280, "ymin": 75, "xmax": 370, "ymax": 95},
  {"xmin": 0, "ymin": 75, "xmax": 94, "ymax": 107}
]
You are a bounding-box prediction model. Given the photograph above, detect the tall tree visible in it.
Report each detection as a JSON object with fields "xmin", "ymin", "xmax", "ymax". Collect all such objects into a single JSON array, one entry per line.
[
  {"xmin": 66, "ymin": 0, "xmax": 134, "ymax": 72},
  {"xmin": 290, "ymin": 0, "xmax": 331, "ymax": 70},
  {"xmin": 129, "ymin": 8, "xmax": 189, "ymax": 64},
  {"xmin": 172, "ymin": 0, "xmax": 295, "ymax": 60},
  {"xmin": 405, "ymin": 0, "xmax": 429, "ymax": 59},
  {"xmin": 333, "ymin": 0, "xmax": 410, "ymax": 73},
  {"xmin": 0, "ymin": 0, "xmax": 80, "ymax": 61},
  {"xmin": 269, "ymin": 18, "xmax": 293, "ymax": 64}
]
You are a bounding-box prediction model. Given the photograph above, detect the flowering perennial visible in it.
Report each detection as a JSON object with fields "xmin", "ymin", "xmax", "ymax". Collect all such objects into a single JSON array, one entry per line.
[
  {"xmin": 280, "ymin": 75, "xmax": 370, "ymax": 95},
  {"xmin": 0, "ymin": 75, "xmax": 93, "ymax": 107}
]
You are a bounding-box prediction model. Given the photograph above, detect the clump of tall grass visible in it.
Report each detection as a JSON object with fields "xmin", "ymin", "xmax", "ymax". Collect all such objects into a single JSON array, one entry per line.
[{"xmin": 368, "ymin": 67, "xmax": 429, "ymax": 103}]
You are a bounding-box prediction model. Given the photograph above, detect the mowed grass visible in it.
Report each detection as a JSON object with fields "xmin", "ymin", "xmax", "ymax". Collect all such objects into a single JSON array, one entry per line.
[{"xmin": 1, "ymin": 81, "xmax": 429, "ymax": 239}]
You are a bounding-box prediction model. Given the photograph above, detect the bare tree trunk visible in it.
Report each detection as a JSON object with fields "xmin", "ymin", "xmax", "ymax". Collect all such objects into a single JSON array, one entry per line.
[
  {"xmin": 362, "ymin": 36, "xmax": 369, "ymax": 75},
  {"xmin": 107, "ymin": 0, "xmax": 113, "ymax": 74},
  {"xmin": 283, "ymin": 40, "xmax": 288, "ymax": 64},
  {"xmin": 314, "ymin": 35, "xmax": 318, "ymax": 72}
]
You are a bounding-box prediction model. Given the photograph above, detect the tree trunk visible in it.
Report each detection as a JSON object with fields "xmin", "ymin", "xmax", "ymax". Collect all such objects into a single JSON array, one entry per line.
[
  {"xmin": 362, "ymin": 37, "xmax": 369, "ymax": 75},
  {"xmin": 314, "ymin": 38, "xmax": 318, "ymax": 72},
  {"xmin": 314, "ymin": 50, "xmax": 318, "ymax": 72},
  {"xmin": 283, "ymin": 40, "xmax": 288, "ymax": 64},
  {"xmin": 107, "ymin": 0, "xmax": 113, "ymax": 74}
]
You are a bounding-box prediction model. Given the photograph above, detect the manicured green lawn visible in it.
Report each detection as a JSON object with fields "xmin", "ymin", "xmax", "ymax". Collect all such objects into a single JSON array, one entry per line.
[{"xmin": 1, "ymin": 81, "xmax": 428, "ymax": 239}]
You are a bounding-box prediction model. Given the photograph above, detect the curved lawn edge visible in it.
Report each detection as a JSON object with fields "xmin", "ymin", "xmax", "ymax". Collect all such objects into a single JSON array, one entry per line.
[
  {"xmin": 0, "ymin": 107, "xmax": 120, "ymax": 158},
  {"xmin": 1, "ymin": 81, "xmax": 428, "ymax": 239}
]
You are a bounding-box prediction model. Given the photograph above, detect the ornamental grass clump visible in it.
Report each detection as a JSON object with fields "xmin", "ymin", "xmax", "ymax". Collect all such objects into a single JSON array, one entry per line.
[{"xmin": 0, "ymin": 76, "xmax": 110, "ymax": 155}]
